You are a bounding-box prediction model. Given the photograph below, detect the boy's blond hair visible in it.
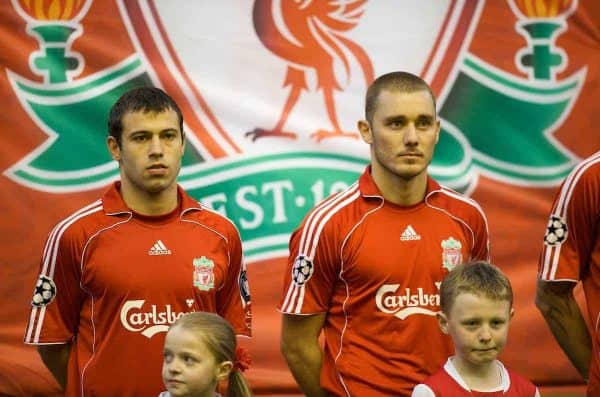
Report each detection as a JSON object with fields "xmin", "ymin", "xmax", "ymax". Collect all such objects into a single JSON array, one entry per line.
[{"xmin": 440, "ymin": 261, "xmax": 513, "ymax": 314}]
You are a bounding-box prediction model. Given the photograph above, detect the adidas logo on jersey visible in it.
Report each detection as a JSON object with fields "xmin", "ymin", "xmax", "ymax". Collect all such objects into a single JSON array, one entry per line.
[
  {"xmin": 148, "ymin": 240, "xmax": 172, "ymax": 255},
  {"xmin": 400, "ymin": 225, "xmax": 421, "ymax": 241}
]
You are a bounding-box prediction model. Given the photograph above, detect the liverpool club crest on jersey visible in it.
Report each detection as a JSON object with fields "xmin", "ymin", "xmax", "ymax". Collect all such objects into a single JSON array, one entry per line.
[
  {"xmin": 441, "ymin": 237, "xmax": 463, "ymax": 271},
  {"xmin": 193, "ymin": 256, "xmax": 215, "ymax": 291}
]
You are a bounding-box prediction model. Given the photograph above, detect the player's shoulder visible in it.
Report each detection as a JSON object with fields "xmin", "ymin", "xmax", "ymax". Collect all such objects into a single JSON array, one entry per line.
[
  {"xmin": 299, "ymin": 181, "xmax": 364, "ymax": 228},
  {"xmin": 571, "ymin": 151, "xmax": 600, "ymax": 175},
  {"xmin": 187, "ymin": 201, "xmax": 241, "ymax": 239},
  {"xmin": 51, "ymin": 199, "xmax": 112, "ymax": 239},
  {"xmin": 563, "ymin": 151, "xmax": 600, "ymax": 190},
  {"xmin": 426, "ymin": 183, "xmax": 487, "ymax": 223}
]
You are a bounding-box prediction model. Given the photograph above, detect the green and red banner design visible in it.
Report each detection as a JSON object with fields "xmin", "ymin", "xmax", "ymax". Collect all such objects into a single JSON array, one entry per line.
[{"xmin": 0, "ymin": 0, "xmax": 598, "ymax": 394}]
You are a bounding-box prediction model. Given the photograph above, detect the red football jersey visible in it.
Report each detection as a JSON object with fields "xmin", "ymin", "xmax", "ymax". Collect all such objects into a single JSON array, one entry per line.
[
  {"xmin": 412, "ymin": 358, "xmax": 539, "ymax": 396},
  {"xmin": 24, "ymin": 183, "xmax": 251, "ymax": 397},
  {"xmin": 280, "ymin": 167, "xmax": 490, "ymax": 396},
  {"xmin": 538, "ymin": 151, "xmax": 600, "ymax": 397}
]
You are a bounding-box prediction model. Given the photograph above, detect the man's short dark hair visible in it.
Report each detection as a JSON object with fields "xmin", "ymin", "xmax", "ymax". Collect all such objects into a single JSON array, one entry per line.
[
  {"xmin": 364, "ymin": 71, "xmax": 436, "ymax": 124},
  {"xmin": 108, "ymin": 86, "xmax": 184, "ymax": 147}
]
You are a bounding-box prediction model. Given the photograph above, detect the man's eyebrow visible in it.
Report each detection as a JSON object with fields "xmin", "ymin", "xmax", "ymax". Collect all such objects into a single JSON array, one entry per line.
[
  {"xmin": 384, "ymin": 115, "xmax": 407, "ymax": 121},
  {"xmin": 127, "ymin": 129, "xmax": 150, "ymax": 135},
  {"xmin": 127, "ymin": 128, "xmax": 179, "ymax": 134}
]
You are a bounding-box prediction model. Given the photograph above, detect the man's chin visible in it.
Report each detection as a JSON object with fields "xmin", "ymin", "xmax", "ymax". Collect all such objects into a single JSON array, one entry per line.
[
  {"xmin": 394, "ymin": 166, "xmax": 427, "ymax": 181},
  {"xmin": 144, "ymin": 181, "xmax": 173, "ymax": 194}
]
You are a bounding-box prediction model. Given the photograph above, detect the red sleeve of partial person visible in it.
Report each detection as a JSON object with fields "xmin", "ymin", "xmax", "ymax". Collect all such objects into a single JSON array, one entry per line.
[{"xmin": 539, "ymin": 158, "xmax": 600, "ymax": 281}]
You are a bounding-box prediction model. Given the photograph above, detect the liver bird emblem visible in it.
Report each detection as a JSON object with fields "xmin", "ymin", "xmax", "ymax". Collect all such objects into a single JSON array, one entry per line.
[{"xmin": 246, "ymin": 0, "xmax": 374, "ymax": 142}]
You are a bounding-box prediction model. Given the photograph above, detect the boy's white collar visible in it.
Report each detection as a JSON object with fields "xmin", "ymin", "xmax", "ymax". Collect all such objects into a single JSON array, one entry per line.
[{"xmin": 444, "ymin": 356, "xmax": 510, "ymax": 392}]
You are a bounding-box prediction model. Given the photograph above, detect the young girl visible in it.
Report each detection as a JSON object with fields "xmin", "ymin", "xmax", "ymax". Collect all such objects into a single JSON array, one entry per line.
[{"xmin": 160, "ymin": 312, "xmax": 252, "ymax": 397}]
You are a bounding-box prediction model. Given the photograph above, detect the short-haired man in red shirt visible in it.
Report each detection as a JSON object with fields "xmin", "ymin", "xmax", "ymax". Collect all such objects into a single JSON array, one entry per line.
[
  {"xmin": 279, "ymin": 72, "xmax": 490, "ymax": 396},
  {"xmin": 536, "ymin": 151, "xmax": 600, "ymax": 397},
  {"xmin": 24, "ymin": 87, "xmax": 251, "ymax": 396}
]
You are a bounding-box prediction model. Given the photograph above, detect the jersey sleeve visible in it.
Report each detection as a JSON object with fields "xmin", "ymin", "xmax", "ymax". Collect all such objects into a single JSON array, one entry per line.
[
  {"xmin": 279, "ymin": 219, "xmax": 340, "ymax": 315},
  {"xmin": 216, "ymin": 222, "xmax": 252, "ymax": 336},
  {"xmin": 24, "ymin": 222, "xmax": 85, "ymax": 344},
  {"xmin": 539, "ymin": 162, "xmax": 600, "ymax": 281},
  {"xmin": 411, "ymin": 384, "xmax": 436, "ymax": 397}
]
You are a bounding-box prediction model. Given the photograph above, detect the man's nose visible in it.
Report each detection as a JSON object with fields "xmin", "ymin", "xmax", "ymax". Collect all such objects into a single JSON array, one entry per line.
[
  {"xmin": 149, "ymin": 135, "xmax": 164, "ymax": 157},
  {"xmin": 403, "ymin": 123, "xmax": 418, "ymax": 145}
]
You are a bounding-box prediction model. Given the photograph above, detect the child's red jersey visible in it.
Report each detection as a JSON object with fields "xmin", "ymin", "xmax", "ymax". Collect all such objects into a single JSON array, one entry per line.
[{"xmin": 413, "ymin": 358, "xmax": 539, "ymax": 396}]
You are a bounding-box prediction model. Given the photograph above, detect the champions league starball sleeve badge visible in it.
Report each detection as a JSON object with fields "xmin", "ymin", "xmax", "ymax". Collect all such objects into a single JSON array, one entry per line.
[{"xmin": 31, "ymin": 275, "xmax": 57, "ymax": 307}]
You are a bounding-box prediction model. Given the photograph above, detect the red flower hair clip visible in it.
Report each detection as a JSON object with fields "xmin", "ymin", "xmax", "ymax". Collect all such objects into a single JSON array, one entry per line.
[{"xmin": 234, "ymin": 346, "xmax": 252, "ymax": 372}]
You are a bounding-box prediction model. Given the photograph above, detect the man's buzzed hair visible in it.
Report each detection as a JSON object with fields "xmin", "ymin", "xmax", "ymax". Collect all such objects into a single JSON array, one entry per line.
[{"xmin": 364, "ymin": 71, "xmax": 436, "ymax": 123}]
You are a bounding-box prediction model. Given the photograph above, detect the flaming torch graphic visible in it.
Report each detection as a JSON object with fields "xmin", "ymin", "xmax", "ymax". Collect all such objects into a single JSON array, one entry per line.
[
  {"xmin": 11, "ymin": 0, "xmax": 92, "ymax": 83},
  {"xmin": 509, "ymin": 0, "xmax": 577, "ymax": 80}
]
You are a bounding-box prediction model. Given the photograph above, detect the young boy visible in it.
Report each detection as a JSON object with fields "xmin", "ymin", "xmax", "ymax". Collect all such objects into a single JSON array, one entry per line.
[{"xmin": 411, "ymin": 261, "xmax": 540, "ymax": 396}]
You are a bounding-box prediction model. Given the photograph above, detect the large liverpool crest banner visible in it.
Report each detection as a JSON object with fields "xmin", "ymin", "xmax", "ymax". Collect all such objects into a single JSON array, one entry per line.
[{"xmin": 1, "ymin": 0, "xmax": 598, "ymax": 395}]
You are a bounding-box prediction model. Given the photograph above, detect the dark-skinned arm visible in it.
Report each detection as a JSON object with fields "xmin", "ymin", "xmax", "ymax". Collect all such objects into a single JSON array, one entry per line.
[
  {"xmin": 38, "ymin": 343, "xmax": 71, "ymax": 390},
  {"xmin": 535, "ymin": 278, "xmax": 591, "ymax": 381}
]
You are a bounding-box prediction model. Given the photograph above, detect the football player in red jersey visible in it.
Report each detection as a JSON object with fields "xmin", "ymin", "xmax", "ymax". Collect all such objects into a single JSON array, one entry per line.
[
  {"xmin": 536, "ymin": 151, "xmax": 600, "ymax": 397},
  {"xmin": 24, "ymin": 87, "xmax": 251, "ymax": 397},
  {"xmin": 279, "ymin": 72, "xmax": 489, "ymax": 397}
]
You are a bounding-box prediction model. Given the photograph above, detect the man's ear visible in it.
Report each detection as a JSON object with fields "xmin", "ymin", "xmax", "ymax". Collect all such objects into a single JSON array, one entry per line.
[
  {"xmin": 509, "ymin": 307, "xmax": 515, "ymax": 320},
  {"xmin": 216, "ymin": 360, "xmax": 233, "ymax": 381},
  {"xmin": 437, "ymin": 311, "xmax": 449, "ymax": 334},
  {"xmin": 107, "ymin": 136, "xmax": 121, "ymax": 161},
  {"xmin": 357, "ymin": 120, "xmax": 372, "ymax": 144}
]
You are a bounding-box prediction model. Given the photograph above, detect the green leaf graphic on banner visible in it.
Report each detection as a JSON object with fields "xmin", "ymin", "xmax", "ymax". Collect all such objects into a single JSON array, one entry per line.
[
  {"xmin": 438, "ymin": 54, "xmax": 584, "ymax": 184},
  {"xmin": 6, "ymin": 55, "xmax": 203, "ymax": 191}
]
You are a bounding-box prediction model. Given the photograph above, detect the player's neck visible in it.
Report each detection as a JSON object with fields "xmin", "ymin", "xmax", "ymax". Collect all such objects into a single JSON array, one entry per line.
[
  {"xmin": 119, "ymin": 182, "xmax": 179, "ymax": 216},
  {"xmin": 372, "ymin": 167, "xmax": 428, "ymax": 206},
  {"xmin": 452, "ymin": 356, "xmax": 502, "ymax": 391}
]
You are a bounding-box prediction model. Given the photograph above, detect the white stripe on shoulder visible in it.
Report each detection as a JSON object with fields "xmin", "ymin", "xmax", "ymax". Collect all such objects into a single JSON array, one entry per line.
[
  {"xmin": 541, "ymin": 152, "xmax": 600, "ymax": 280},
  {"xmin": 305, "ymin": 189, "xmax": 361, "ymax": 259},
  {"xmin": 42, "ymin": 200, "xmax": 103, "ymax": 278},
  {"xmin": 282, "ymin": 184, "xmax": 361, "ymax": 314},
  {"xmin": 299, "ymin": 183, "xmax": 359, "ymax": 258},
  {"xmin": 37, "ymin": 212, "xmax": 133, "ymax": 346},
  {"xmin": 554, "ymin": 152, "xmax": 600, "ymax": 218},
  {"xmin": 27, "ymin": 200, "xmax": 103, "ymax": 344}
]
